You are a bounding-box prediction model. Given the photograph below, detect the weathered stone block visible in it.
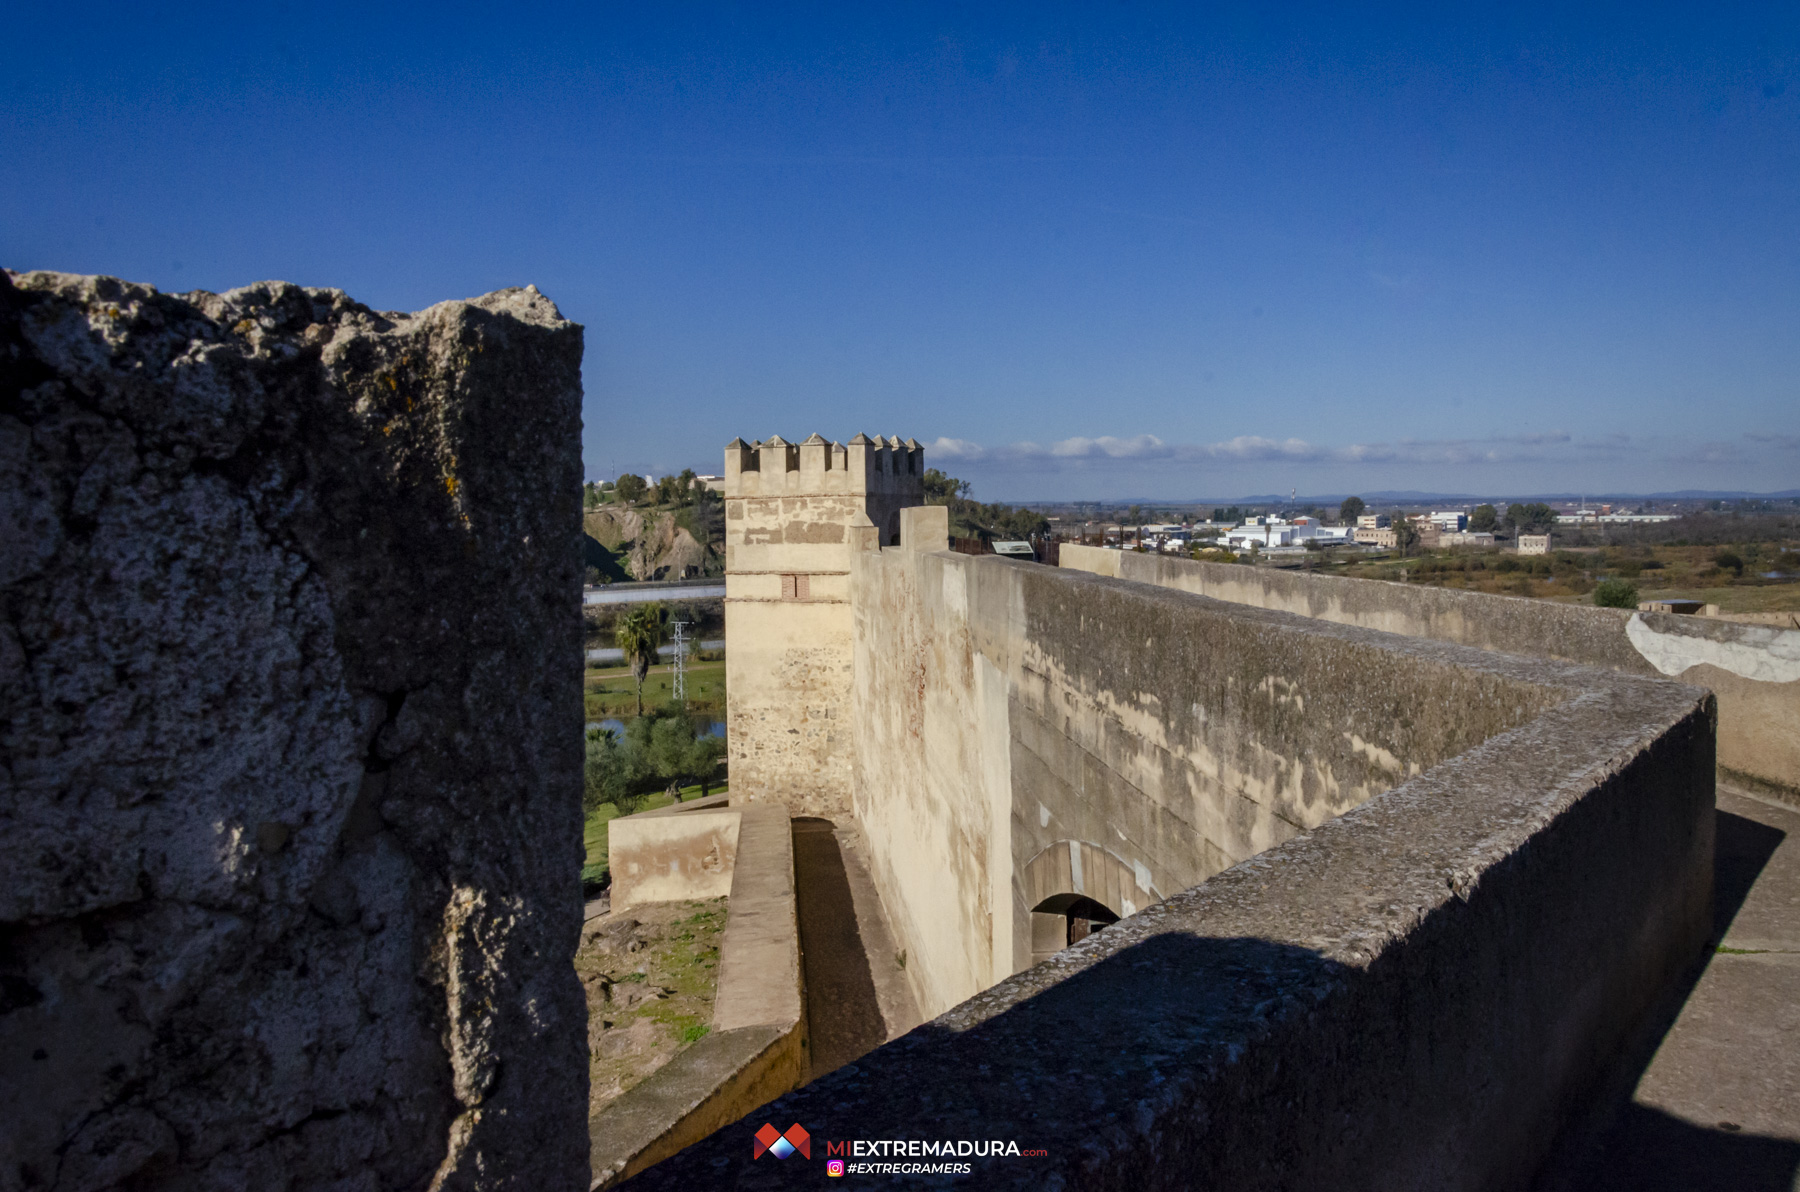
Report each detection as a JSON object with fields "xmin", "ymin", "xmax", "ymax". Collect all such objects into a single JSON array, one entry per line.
[{"xmin": 0, "ymin": 271, "xmax": 588, "ymax": 1190}]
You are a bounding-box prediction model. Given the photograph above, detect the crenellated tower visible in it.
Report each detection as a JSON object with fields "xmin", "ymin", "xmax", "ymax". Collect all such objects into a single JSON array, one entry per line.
[{"xmin": 722, "ymin": 433, "xmax": 934, "ymax": 817}]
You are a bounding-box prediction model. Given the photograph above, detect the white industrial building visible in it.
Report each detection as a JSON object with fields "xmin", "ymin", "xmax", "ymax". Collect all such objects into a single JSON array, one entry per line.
[{"xmin": 1225, "ymin": 516, "xmax": 1350, "ymax": 551}]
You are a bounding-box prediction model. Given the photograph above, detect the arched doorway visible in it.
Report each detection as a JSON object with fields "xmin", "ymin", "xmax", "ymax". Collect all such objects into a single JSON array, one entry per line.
[
  {"xmin": 1020, "ymin": 841, "xmax": 1160, "ymax": 966},
  {"xmin": 1031, "ymin": 892, "xmax": 1120, "ymax": 951}
]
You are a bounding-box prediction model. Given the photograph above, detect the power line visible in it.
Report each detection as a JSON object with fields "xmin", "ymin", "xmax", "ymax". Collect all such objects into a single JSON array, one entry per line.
[{"xmin": 670, "ymin": 620, "xmax": 691, "ymax": 706}]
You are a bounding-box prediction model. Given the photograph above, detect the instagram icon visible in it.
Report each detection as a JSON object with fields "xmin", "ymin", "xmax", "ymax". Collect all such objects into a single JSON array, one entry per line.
[{"xmin": 826, "ymin": 1159, "xmax": 845, "ymax": 1177}]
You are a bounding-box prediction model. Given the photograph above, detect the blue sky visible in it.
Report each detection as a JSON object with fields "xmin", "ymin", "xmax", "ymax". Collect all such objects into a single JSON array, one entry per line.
[{"xmin": 4, "ymin": 3, "xmax": 1796, "ymax": 501}]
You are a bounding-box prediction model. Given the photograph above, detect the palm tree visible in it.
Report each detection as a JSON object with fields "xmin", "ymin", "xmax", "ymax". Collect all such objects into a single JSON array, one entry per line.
[{"xmin": 615, "ymin": 603, "xmax": 668, "ymax": 718}]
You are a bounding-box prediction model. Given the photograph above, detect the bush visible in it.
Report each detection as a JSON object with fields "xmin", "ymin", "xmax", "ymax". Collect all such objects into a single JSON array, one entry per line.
[
  {"xmin": 1594, "ymin": 578, "xmax": 1640, "ymax": 609},
  {"xmin": 584, "ymin": 706, "xmax": 726, "ymax": 814},
  {"xmin": 1714, "ymin": 551, "xmax": 1745, "ymax": 576}
]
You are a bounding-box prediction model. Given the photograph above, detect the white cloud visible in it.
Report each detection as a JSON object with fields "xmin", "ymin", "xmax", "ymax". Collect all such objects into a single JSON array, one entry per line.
[
  {"xmin": 925, "ymin": 436, "xmax": 988, "ymax": 461},
  {"xmin": 922, "ymin": 431, "xmax": 1623, "ymax": 472}
]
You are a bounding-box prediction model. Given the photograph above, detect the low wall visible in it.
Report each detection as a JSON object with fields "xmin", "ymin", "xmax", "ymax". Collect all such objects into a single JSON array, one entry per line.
[
  {"xmin": 1063, "ymin": 544, "xmax": 1800, "ymax": 801},
  {"xmin": 620, "ymin": 565, "xmax": 1716, "ymax": 1190},
  {"xmin": 591, "ymin": 806, "xmax": 805, "ymax": 1187},
  {"xmin": 0, "ymin": 272, "xmax": 587, "ymax": 1189},
  {"xmin": 607, "ymin": 795, "xmax": 740, "ymax": 909}
]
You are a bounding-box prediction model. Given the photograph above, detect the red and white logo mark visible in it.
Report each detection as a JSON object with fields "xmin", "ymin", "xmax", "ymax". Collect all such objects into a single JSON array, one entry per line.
[{"xmin": 752, "ymin": 1123, "xmax": 810, "ymax": 1160}]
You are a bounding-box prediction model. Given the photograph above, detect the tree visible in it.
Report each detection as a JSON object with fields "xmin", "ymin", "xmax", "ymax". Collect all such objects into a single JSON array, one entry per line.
[
  {"xmin": 614, "ymin": 473, "xmax": 648, "ymax": 505},
  {"xmin": 1505, "ymin": 502, "xmax": 1555, "ymax": 534},
  {"xmin": 1594, "ymin": 578, "xmax": 1639, "ymax": 608},
  {"xmin": 1340, "ymin": 496, "xmax": 1366, "ymax": 524},
  {"xmin": 921, "ymin": 469, "xmax": 1049, "ymax": 544},
  {"xmin": 1470, "ymin": 504, "xmax": 1498, "ymax": 532},
  {"xmin": 681, "ymin": 487, "xmax": 724, "ymax": 551},
  {"xmin": 1392, "ymin": 518, "xmax": 1421, "ymax": 556},
  {"xmin": 1714, "ymin": 550, "xmax": 1745, "ymax": 576},
  {"xmin": 615, "ymin": 603, "xmax": 668, "ymax": 717},
  {"xmin": 657, "ymin": 470, "xmax": 700, "ymax": 505},
  {"xmin": 584, "ymin": 709, "xmax": 727, "ymax": 814},
  {"xmin": 922, "ymin": 468, "xmax": 970, "ymax": 504}
]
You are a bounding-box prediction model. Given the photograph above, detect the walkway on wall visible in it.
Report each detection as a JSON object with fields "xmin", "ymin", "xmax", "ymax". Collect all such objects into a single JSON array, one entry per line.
[
  {"xmin": 791, "ymin": 818, "xmax": 918, "ymax": 1080},
  {"xmin": 1536, "ymin": 788, "xmax": 1800, "ymax": 1191}
]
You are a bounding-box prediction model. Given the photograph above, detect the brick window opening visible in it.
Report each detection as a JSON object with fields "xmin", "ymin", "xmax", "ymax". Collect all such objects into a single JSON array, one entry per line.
[{"xmin": 781, "ymin": 573, "xmax": 810, "ymax": 600}]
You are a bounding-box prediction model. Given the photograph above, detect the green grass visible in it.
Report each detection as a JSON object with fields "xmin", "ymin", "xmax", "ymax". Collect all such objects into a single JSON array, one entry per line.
[
  {"xmin": 581, "ymin": 781, "xmax": 730, "ymax": 887},
  {"xmin": 585, "ymin": 661, "xmax": 726, "ymax": 719}
]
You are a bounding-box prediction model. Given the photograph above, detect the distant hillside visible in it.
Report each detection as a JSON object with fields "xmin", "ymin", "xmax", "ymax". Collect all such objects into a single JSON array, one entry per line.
[{"xmin": 583, "ymin": 505, "xmax": 722, "ymax": 581}]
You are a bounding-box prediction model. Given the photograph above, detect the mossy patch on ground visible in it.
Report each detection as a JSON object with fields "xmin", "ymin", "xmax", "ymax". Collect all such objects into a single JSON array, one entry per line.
[{"xmin": 578, "ymin": 898, "xmax": 730, "ymax": 1119}]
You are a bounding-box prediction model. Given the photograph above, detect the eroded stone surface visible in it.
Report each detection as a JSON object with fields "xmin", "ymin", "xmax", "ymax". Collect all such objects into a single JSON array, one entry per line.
[{"xmin": 0, "ymin": 271, "xmax": 587, "ymax": 1191}]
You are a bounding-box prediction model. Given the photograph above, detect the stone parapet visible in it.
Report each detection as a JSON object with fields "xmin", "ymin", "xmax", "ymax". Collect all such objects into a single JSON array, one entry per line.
[
  {"xmin": 0, "ymin": 271, "xmax": 587, "ymax": 1190},
  {"xmin": 1061, "ymin": 543, "xmax": 1800, "ymax": 805},
  {"xmin": 606, "ymin": 795, "xmax": 740, "ymax": 910}
]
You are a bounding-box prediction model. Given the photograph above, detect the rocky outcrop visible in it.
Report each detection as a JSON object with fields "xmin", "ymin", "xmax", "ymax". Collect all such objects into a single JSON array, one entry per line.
[
  {"xmin": 0, "ymin": 271, "xmax": 588, "ymax": 1190},
  {"xmin": 582, "ymin": 509, "xmax": 718, "ymax": 582}
]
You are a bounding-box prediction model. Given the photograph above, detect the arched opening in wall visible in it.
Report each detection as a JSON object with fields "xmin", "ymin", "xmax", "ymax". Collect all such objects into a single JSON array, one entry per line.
[
  {"xmin": 1019, "ymin": 840, "xmax": 1159, "ymax": 968},
  {"xmin": 1032, "ymin": 892, "xmax": 1120, "ymax": 951}
]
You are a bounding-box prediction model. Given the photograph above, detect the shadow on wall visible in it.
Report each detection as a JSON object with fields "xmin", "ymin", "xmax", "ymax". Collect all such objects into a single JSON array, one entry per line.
[
  {"xmin": 790, "ymin": 818, "xmax": 886, "ymax": 1082},
  {"xmin": 1713, "ymin": 809, "xmax": 1786, "ymax": 941},
  {"xmin": 1541, "ymin": 1104, "xmax": 1800, "ymax": 1192},
  {"xmin": 619, "ymin": 933, "xmax": 1353, "ymax": 1191},
  {"xmin": 1533, "ymin": 807, "xmax": 1794, "ymax": 1192}
]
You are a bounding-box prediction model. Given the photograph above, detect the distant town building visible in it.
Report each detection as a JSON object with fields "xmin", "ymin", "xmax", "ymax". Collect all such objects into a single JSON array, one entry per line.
[
  {"xmin": 1556, "ymin": 511, "xmax": 1678, "ymax": 525},
  {"xmin": 1227, "ymin": 516, "xmax": 1350, "ymax": 551},
  {"xmin": 1357, "ymin": 514, "xmax": 1390, "ymax": 529},
  {"xmin": 1352, "ymin": 526, "xmax": 1398, "ymax": 548},
  {"xmin": 1518, "ymin": 534, "xmax": 1552, "ymax": 555},
  {"xmin": 694, "ymin": 474, "xmax": 727, "ymax": 493},
  {"xmin": 1428, "ymin": 511, "xmax": 1468, "ymax": 532},
  {"xmin": 1440, "ymin": 531, "xmax": 1497, "ymax": 548}
]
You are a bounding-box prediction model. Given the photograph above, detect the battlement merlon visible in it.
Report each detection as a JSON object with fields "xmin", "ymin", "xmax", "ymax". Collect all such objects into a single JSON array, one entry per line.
[{"xmin": 722, "ymin": 433, "xmax": 927, "ymax": 501}]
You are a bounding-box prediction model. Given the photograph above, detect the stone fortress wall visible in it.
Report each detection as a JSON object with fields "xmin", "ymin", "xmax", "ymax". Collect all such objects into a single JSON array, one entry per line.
[
  {"xmin": 1061, "ymin": 545, "xmax": 1800, "ymax": 803},
  {"xmin": 0, "ymin": 271, "xmax": 589, "ymax": 1191},
  {"xmin": 850, "ymin": 536, "xmax": 1576, "ymax": 1019},
  {"xmin": 630, "ymin": 447, "xmax": 1725, "ymax": 1188}
]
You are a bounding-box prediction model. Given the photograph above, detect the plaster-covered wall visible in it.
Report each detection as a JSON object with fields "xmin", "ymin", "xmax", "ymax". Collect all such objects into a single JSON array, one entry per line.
[
  {"xmin": 1063, "ymin": 545, "xmax": 1800, "ymax": 801},
  {"xmin": 0, "ymin": 271, "xmax": 587, "ymax": 1191},
  {"xmin": 852, "ymin": 547, "xmax": 1564, "ymax": 1018}
]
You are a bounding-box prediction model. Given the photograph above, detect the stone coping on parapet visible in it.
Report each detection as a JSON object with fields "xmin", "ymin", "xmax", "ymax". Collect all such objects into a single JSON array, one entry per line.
[
  {"xmin": 1059, "ymin": 542, "xmax": 1800, "ymax": 684},
  {"xmin": 618, "ymin": 562, "xmax": 1715, "ymax": 1190},
  {"xmin": 591, "ymin": 804, "xmax": 805, "ymax": 1188}
]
